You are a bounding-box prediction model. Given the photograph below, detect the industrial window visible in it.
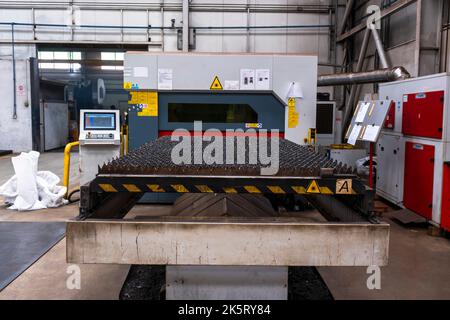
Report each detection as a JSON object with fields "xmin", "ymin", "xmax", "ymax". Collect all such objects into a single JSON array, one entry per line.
[
  {"xmin": 316, "ymin": 103, "xmax": 334, "ymax": 134},
  {"xmin": 38, "ymin": 51, "xmax": 81, "ymax": 60},
  {"xmin": 39, "ymin": 62, "xmax": 81, "ymax": 71},
  {"xmin": 101, "ymin": 65, "xmax": 124, "ymax": 71},
  {"xmin": 38, "ymin": 51, "xmax": 82, "ymax": 70},
  {"xmin": 168, "ymin": 103, "xmax": 258, "ymax": 123},
  {"xmin": 101, "ymin": 52, "xmax": 124, "ymax": 61}
]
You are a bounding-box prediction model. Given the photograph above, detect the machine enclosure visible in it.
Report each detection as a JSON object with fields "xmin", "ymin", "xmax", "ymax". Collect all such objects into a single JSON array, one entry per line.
[
  {"xmin": 378, "ymin": 73, "xmax": 450, "ymax": 230},
  {"xmin": 123, "ymin": 52, "xmax": 318, "ymax": 147}
]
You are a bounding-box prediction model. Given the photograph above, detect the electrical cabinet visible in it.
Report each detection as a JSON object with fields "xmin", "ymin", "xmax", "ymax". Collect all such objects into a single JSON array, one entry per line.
[
  {"xmin": 402, "ymin": 90, "xmax": 444, "ymax": 139},
  {"xmin": 442, "ymin": 163, "xmax": 450, "ymax": 231},
  {"xmin": 376, "ymin": 134, "xmax": 403, "ymax": 204},
  {"xmin": 403, "ymin": 142, "xmax": 435, "ymax": 220}
]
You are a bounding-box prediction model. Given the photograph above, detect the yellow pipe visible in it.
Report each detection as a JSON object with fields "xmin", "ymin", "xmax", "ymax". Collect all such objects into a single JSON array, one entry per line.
[{"xmin": 63, "ymin": 141, "xmax": 80, "ymax": 199}]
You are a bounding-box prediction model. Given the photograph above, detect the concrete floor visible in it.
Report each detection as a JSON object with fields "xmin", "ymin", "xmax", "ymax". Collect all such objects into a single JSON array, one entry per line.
[
  {"xmin": 0, "ymin": 151, "xmax": 130, "ymax": 300},
  {"xmin": 1, "ymin": 151, "xmax": 450, "ymax": 299}
]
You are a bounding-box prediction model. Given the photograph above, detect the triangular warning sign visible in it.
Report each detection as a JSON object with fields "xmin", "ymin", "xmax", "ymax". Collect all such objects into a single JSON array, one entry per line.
[
  {"xmin": 210, "ymin": 76, "xmax": 223, "ymax": 90},
  {"xmin": 306, "ymin": 180, "xmax": 321, "ymax": 194}
]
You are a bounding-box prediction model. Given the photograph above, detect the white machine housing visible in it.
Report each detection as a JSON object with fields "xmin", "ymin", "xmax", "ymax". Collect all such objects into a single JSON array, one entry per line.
[
  {"xmin": 79, "ymin": 109, "xmax": 121, "ymax": 186},
  {"xmin": 123, "ymin": 52, "xmax": 318, "ymax": 145},
  {"xmin": 378, "ymin": 73, "xmax": 450, "ymax": 228}
]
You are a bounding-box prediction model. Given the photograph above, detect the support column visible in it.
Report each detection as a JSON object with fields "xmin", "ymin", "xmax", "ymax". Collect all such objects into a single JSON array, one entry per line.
[{"xmin": 182, "ymin": 0, "xmax": 189, "ymax": 52}]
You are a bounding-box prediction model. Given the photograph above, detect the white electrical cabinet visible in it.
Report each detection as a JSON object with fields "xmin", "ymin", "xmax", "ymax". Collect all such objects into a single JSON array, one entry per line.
[{"xmin": 376, "ymin": 133, "xmax": 404, "ymax": 205}]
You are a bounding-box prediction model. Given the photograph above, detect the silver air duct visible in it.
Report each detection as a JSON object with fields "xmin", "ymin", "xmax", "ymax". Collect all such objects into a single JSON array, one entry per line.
[{"xmin": 317, "ymin": 66, "xmax": 410, "ymax": 87}]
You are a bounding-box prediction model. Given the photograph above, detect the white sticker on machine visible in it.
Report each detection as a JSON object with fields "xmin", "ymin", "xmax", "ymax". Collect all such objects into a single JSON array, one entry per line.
[
  {"xmin": 255, "ymin": 69, "xmax": 270, "ymax": 90},
  {"xmin": 133, "ymin": 67, "xmax": 148, "ymax": 78},
  {"xmin": 224, "ymin": 80, "xmax": 239, "ymax": 90},
  {"xmin": 158, "ymin": 69, "xmax": 173, "ymax": 90},
  {"xmin": 240, "ymin": 69, "xmax": 255, "ymax": 90}
]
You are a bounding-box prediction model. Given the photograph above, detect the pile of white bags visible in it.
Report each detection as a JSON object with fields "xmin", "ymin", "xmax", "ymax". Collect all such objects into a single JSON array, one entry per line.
[{"xmin": 0, "ymin": 151, "xmax": 67, "ymax": 211}]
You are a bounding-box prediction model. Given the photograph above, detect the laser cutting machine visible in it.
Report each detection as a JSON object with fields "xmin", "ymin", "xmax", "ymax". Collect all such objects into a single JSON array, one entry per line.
[{"xmin": 66, "ymin": 53, "xmax": 390, "ymax": 300}]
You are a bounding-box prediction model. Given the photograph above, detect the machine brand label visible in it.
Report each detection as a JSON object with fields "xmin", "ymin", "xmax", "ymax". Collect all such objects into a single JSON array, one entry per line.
[
  {"xmin": 416, "ymin": 93, "xmax": 426, "ymax": 99},
  {"xmin": 413, "ymin": 144, "xmax": 424, "ymax": 150},
  {"xmin": 245, "ymin": 123, "xmax": 262, "ymax": 129}
]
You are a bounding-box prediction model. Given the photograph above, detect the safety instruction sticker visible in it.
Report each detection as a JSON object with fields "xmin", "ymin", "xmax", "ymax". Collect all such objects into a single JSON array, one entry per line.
[
  {"xmin": 210, "ymin": 76, "xmax": 223, "ymax": 90},
  {"xmin": 255, "ymin": 69, "xmax": 270, "ymax": 90},
  {"xmin": 288, "ymin": 98, "xmax": 299, "ymax": 128},
  {"xmin": 240, "ymin": 69, "xmax": 255, "ymax": 90},
  {"xmin": 224, "ymin": 80, "xmax": 239, "ymax": 90},
  {"xmin": 336, "ymin": 179, "xmax": 352, "ymax": 195},
  {"xmin": 128, "ymin": 92, "xmax": 158, "ymax": 117},
  {"xmin": 158, "ymin": 69, "xmax": 173, "ymax": 90}
]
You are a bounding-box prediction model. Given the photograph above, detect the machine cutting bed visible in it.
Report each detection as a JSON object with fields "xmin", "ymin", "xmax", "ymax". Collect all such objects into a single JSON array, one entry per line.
[{"xmin": 78, "ymin": 136, "xmax": 372, "ymax": 222}]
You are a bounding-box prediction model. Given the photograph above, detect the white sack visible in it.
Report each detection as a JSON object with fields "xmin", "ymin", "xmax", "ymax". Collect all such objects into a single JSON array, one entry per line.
[{"xmin": 0, "ymin": 151, "xmax": 68, "ymax": 211}]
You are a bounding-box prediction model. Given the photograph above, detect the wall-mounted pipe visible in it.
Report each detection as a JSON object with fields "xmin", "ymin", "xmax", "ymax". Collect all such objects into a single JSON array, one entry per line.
[
  {"xmin": 11, "ymin": 23, "xmax": 17, "ymax": 119},
  {"xmin": 0, "ymin": 21, "xmax": 332, "ymax": 31},
  {"xmin": 317, "ymin": 66, "xmax": 411, "ymax": 87}
]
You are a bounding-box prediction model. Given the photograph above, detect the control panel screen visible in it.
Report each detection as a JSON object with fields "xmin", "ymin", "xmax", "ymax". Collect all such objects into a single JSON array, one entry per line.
[{"xmin": 84, "ymin": 112, "xmax": 116, "ymax": 131}]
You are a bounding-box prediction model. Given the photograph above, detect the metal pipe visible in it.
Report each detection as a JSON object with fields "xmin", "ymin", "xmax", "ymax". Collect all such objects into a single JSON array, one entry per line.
[
  {"xmin": 371, "ymin": 27, "xmax": 390, "ymax": 68},
  {"xmin": 63, "ymin": 141, "xmax": 80, "ymax": 198},
  {"xmin": 317, "ymin": 66, "xmax": 411, "ymax": 86},
  {"xmin": 338, "ymin": 0, "xmax": 355, "ymax": 35},
  {"xmin": 11, "ymin": 23, "xmax": 17, "ymax": 119},
  {"xmin": 0, "ymin": 21, "xmax": 332, "ymax": 30},
  {"xmin": 340, "ymin": 28, "xmax": 371, "ymax": 143}
]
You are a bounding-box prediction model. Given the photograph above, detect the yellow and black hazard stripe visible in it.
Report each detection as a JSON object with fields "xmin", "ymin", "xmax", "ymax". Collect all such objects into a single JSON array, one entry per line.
[{"xmin": 92, "ymin": 177, "xmax": 360, "ymax": 195}]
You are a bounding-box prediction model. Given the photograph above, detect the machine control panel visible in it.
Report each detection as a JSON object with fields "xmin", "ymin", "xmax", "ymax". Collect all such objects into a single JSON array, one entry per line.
[
  {"xmin": 85, "ymin": 133, "xmax": 115, "ymax": 140},
  {"xmin": 79, "ymin": 109, "xmax": 121, "ymax": 145}
]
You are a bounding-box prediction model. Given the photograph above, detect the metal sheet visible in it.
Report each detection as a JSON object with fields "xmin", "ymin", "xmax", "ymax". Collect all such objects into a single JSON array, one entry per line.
[{"xmin": 0, "ymin": 222, "xmax": 65, "ymax": 290}]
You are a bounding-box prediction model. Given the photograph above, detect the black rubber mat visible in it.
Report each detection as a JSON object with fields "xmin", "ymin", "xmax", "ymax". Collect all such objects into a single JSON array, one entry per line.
[
  {"xmin": 0, "ymin": 150, "xmax": 12, "ymax": 157},
  {"xmin": 0, "ymin": 222, "xmax": 65, "ymax": 290}
]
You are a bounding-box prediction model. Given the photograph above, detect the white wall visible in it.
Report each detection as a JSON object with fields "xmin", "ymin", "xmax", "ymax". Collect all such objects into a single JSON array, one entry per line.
[{"xmin": 0, "ymin": 44, "xmax": 36, "ymax": 151}]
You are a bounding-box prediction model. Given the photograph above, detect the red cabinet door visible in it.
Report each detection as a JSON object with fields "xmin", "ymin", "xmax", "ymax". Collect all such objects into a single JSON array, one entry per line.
[
  {"xmin": 402, "ymin": 91, "xmax": 444, "ymax": 139},
  {"xmin": 403, "ymin": 142, "xmax": 435, "ymax": 220},
  {"xmin": 442, "ymin": 164, "xmax": 450, "ymax": 231}
]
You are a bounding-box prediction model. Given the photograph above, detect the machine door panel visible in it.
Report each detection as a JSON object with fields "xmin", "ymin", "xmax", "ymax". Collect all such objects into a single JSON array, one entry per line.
[
  {"xmin": 402, "ymin": 91, "xmax": 444, "ymax": 139},
  {"xmin": 442, "ymin": 164, "xmax": 450, "ymax": 231},
  {"xmin": 377, "ymin": 134, "xmax": 402, "ymax": 201},
  {"xmin": 403, "ymin": 142, "xmax": 435, "ymax": 220},
  {"xmin": 128, "ymin": 111, "xmax": 158, "ymax": 151}
]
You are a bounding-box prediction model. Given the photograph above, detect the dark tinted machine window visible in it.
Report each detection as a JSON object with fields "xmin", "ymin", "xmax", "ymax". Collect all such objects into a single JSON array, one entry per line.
[{"xmin": 168, "ymin": 103, "xmax": 258, "ymax": 123}]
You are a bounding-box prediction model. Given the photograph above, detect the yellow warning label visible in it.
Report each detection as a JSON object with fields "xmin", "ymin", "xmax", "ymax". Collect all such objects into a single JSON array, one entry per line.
[
  {"xmin": 210, "ymin": 76, "xmax": 223, "ymax": 90},
  {"xmin": 336, "ymin": 179, "xmax": 352, "ymax": 195},
  {"xmin": 136, "ymin": 92, "xmax": 158, "ymax": 117},
  {"xmin": 123, "ymin": 82, "xmax": 132, "ymax": 90},
  {"xmin": 288, "ymin": 98, "xmax": 299, "ymax": 128},
  {"xmin": 306, "ymin": 180, "xmax": 321, "ymax": 194}
]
